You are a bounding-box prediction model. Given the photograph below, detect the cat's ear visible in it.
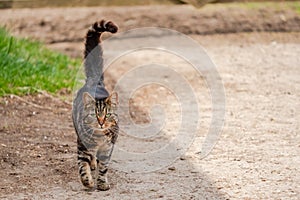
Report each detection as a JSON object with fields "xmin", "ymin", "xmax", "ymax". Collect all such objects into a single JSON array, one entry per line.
[
  {"xmin": 83, "ymin": 92, "xmax": 95, "ymax": 106},
  {"xmin": 106, "ymin": 92, "xmax": 118, "ymax": 106}
]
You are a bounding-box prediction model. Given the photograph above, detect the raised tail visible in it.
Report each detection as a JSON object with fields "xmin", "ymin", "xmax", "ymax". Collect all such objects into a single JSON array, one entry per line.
[{"xmin": 84, "ymin": 20, "xmax": 118, "ymax": 81}]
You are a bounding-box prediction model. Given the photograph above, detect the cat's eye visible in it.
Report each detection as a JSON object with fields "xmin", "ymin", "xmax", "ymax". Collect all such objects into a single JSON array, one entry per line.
[{"xmin": 105, "ymin": 113, "xmax": 111, "ymax": 118}]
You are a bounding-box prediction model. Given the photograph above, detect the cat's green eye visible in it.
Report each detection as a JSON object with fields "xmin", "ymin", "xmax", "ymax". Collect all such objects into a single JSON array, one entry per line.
[{"xmin": 105, "ymin": 113, "xmax": 111, "ymax": 118}]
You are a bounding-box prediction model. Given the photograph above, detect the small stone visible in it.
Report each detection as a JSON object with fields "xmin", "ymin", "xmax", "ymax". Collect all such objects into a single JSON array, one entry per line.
[
  {"xmin": 168, "ymin": 166, "xmax": 176, "ymax": 171},
  {"xmin": 180, "ymin": 156, "xmax": 186, "ymax": 160},
  {"xmin": 279, "ymin": 14, "xmax": 286, "ymax": 22}
]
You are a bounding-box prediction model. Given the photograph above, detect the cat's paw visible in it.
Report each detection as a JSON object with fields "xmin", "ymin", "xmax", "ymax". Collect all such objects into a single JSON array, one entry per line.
[
  {"xmin": 81, "ymin": 175, "xmax": 95, "ymax": 189},
  {"xmin": 97, "ymin": 182, "xmax": 110, "ymax": 191}
]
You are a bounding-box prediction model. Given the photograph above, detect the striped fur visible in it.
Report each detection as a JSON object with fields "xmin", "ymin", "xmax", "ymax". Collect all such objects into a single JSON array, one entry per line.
[{"xmin": 72, "ymin": 20, "xmax": 118, "ymax": 191}]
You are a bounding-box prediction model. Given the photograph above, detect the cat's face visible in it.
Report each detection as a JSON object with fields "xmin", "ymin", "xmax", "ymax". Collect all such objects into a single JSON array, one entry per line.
[{"xmin": 83, "ymin": 92, "xmax": 118, "ymax": 130}]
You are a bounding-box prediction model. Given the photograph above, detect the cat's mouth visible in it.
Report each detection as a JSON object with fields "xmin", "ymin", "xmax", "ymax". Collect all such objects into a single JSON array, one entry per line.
[{"xmin": 98, "ymin": 125, "xmax": 107, "ymax": 130}]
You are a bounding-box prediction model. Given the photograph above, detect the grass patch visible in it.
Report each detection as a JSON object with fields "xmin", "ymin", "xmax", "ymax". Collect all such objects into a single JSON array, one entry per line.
[
  {"xmin": 289, "ymin": 1, "xmax": 300, "ymax": 15},
  {"xmin": 0, "ymin": 27, "xmax": 81, "ymax": 97}
]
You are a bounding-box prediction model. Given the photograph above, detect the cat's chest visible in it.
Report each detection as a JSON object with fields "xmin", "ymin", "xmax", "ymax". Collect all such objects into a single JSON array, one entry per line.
[
  {"xmin": 93, "ymin": 128, "xmax": 109, "ymax": 136},
  {"xmin": 92, "ymin": 128, "xmax": 114, "ymax": 146}
]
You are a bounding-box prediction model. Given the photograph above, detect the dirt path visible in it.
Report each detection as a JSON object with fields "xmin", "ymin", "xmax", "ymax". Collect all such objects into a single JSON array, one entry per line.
[{"xmin": 0, "ymin": 5, "xmax": 299, "ymax": 200}]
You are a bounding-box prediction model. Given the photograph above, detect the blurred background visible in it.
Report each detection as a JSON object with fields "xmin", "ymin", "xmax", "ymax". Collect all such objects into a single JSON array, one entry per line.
[
  {"xmin": 0, "ymin": 0, "xmax": 299, "ymax": 8},
  {"xmin": 1, "ymin": 0, "xmax": 299, "ymax": 58},
  {"xmin": 0, "ymin": 0, "xmax": 299, "ymax": 199}
]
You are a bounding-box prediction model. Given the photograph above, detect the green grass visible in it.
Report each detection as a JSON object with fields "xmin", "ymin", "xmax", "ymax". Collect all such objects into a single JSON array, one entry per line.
[
  {"xmin": 0, "ymin": 27, "xmax": 81, "ymax": 96},
  {"xmin": 289, "ymin": 1, "xmax": 300, "ymax": 15}
]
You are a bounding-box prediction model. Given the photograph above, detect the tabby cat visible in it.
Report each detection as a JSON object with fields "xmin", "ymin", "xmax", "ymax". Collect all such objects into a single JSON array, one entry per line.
[{"xmin": 72, "ymin": 20, "xmax": 119, "ymax": 191}]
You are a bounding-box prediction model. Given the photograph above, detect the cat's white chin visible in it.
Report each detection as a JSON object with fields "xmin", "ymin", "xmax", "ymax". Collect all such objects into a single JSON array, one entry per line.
[{"xmin": 97, "ymin": 126, "xmax": 107, "ymax": 131}]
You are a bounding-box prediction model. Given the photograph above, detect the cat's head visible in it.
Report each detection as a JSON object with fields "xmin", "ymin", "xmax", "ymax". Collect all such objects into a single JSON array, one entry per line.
[{"xmin": 82, "ymin": 92, "xmax": 118, "ymax": 129}]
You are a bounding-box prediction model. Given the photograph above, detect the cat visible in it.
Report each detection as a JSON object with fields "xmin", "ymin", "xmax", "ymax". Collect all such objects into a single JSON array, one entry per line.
[{"xmin": 72, "ymin": 20, "xmax": 119, "ymax": 191}]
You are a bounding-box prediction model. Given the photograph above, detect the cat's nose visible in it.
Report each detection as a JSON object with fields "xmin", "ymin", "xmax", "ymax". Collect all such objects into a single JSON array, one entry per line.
[
  {"xmin": 99, "ymin": 120, "xmax": 104, "ymax": 126},
  {"xmin": 97, "ymin": 116, "xmax": 105, "ymax": 126}
]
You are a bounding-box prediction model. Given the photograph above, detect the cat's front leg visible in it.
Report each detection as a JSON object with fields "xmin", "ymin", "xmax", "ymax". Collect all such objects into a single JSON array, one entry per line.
[
  {"xmin": 96, "ymin": 161, "xmax": 110, "ymax": 191},
  {"xmin": 96, "ymin": 145, "xmax": 113, "ymax": 191},
  {"xmin": 78, "ymin": 161, "xmax": 94, "ymax": 188},
  {"xmin": 77, "ymin": 142, "xmax": 95, "ymax": 189}
]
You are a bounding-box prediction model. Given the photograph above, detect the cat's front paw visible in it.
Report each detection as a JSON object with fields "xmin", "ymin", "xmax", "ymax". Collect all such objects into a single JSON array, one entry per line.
[
  {"xmin": 97, "ymin": 182, "xmax": 110, "ymax": 191},
  {"xmin": 81, "ymin": 175, "xmax": 95, "ymax": 189}
]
